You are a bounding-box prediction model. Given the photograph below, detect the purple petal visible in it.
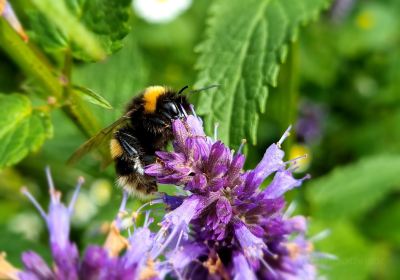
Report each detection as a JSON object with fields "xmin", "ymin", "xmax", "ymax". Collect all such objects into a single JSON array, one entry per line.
[
  {"xmin": 161, "ymin": 193, "xmax": 184, "ymax": 210},
  {"xmin": 155, "ymin": 151, "xmax": 185, "ymax": 162},
  {"xmin": 47, "ymin": 201, "xmax": 71, "ymax": 251},
  {"xmin": 124, "ymin": 228, "xmax": 153, "ymax": 267},
  {"xmin": 167, "ymin": 243, "xmax": 207, "ymax": 270},
  {"xmin": 285, "ymin": 216, "xmax": 308, "ymax": 233},
  {"xmin": 145, "ymin": 163, "xmax": 165, "ymax": 177},
  {"xmin": 80, "ymin": 246, "xmax": 109, "ymax": 280},
  {"xmin": 206, "ymin": 141, "xmax": 231, "ymax": 173},
  {"xmin": 52, "ymin": 243, "xmax": 79, "ymax": 280},
  {"xmin": 186, "ymin": 115, "xmax": 205, "ymax": 136},
  {"xmin": 216, "ymin": 197, "xmax": 232, "ymax": 225},
  {"xmin": 186, "ymin": 173, "xmax": 207, "ymax": 193},
  {"xmin": 234, "ymin": 171, "xmax": 256, "ymax": 197},
  {"xmin": 20, "ymin": 251, "xmax": 53, "ymax": 280},
  {"xmin": 151, "ymin": 196, "xmax": 206, "ymax": 259},
  {"xmin": 263, "ymin": 170, "xmax": 303, "ymax": 199},
  {"xmin": 158, "ymin": 173, "xmax": 190, "ymax": 185},
  {"xmin": 207, "ymin": 177, "xmax": 225, "ymax": 192},
  {"xmin": 172, "ymin": 119, "xmax": 189, "ymax": 152},
  {"xmin": 163, "ymin": 195, "xmax": 204, "ymax": 226},
  {"xmin": 232, "ymin": 253, "xmax": 257, "ymax": 280},
  {"xmin": 234, "ymin": 222, "xmax": 266, "ymax": 262},
  {"xmin": 246, "ymin": 224, "xmax": 265, "ymax": 238},
  {"xmin": 241, "ymin": 144, "xmax": 286, "ymax": 194},
  {"xmin": 261, "ymin": 217, "xmax": 287, "ymax": 237},
  {"xmin": 211, "ymin": 163, "xmax": 228, "ymax": 178},
  {"xmin": 226, "ymin": 154, "xmax": 245, "ymax": 188},
  {"xmin": 185, "ymin": 136, "xmax": 211, "ymax": 162}
]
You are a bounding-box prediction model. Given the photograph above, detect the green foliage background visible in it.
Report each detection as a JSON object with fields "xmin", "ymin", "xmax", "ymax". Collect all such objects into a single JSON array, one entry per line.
[{"xmin": 1, "ymin": 0, "xmax": 400, "ymax": 278}]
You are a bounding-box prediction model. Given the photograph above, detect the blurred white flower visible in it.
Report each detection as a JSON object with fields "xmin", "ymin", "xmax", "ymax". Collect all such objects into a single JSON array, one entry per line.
[
  {"xmin": 8, "ymin": 212, "xmax": 43, "ymax": 240},
  {"xmin": 70, "ymin": 191, "xmax": 98, "ymax": 225},
  {"xmin": 89, "ymin": 179, "xmax": 112, "ymax": 206},
  {"xmin": 133, "ymin": 0, "xmax": 192, "ymax": 23}
]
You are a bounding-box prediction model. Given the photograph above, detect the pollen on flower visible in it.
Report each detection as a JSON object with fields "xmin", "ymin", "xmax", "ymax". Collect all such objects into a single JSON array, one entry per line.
[
  {"xmin": 139, "ymin": 258, "xmax": 159, "ymax": 280},
  {"xmin": 103, "ymin": 222, "xmax": 129, "ymax": 257},
  {"xmin": 0, "ymin": 252, "xmax": 20, "ymax": 280},
  {"xmin": 203, "ymin": 255, "xmax": 228, "ymax": 277}
]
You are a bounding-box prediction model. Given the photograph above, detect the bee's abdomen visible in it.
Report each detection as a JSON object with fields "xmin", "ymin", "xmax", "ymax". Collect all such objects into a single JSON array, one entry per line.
[
  {"xmin": 111, "ymin": 128, "xmax": 157, "ymax": 197},
  {"xmin": 117, "ymin": 173, "xmax": 157, "ymax": 197}
]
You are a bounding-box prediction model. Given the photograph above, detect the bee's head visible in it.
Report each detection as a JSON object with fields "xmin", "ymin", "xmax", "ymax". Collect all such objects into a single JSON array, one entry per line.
[
  {"xmin": 142, "ymin": 85, "xmax": 216, "ymax": 128},
  {"xmin": 158, "ymin": 99, "xmax": 186, "ymax": 120}
]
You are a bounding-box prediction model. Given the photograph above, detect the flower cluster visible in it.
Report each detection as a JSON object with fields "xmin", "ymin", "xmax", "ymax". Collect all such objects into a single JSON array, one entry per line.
[
  {"xmin": 1, "ymin": 169, "xmax": 160, "ymax": 280},
  {"xmin": 1, "ymin": 111, "xmax": 324, "ymax": 280},
  {"xmin": 145, "ymin": 112, "xmax": 317, "ymax": 279}
]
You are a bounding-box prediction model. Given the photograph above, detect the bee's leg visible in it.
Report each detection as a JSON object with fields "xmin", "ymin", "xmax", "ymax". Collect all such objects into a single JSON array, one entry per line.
[
  {"xmin": 115, "ymin": 131, "xmax": 139, "ymax": 157},
  {"xmin": 150, "ymin": 117, "xmax": 167, "ymax": 126},
  {"xmin": 114, "ymin": 131, "xmax": 144, "ymax": 175}
]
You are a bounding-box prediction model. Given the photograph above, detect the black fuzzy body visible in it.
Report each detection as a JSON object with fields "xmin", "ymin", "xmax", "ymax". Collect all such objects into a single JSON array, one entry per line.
[{"xmin": 112, "ymin": 89, "xmax": 190, "ymax": 197}]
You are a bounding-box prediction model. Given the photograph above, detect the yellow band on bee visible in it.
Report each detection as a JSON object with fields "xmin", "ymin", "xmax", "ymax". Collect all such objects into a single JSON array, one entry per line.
[
  {"xmin": 110, "ymin": 139, "xmax": 123, "ymax": 159},
  {"xmin": 143, "ymin": 86, "xmax": 167, "ymax": 113}
]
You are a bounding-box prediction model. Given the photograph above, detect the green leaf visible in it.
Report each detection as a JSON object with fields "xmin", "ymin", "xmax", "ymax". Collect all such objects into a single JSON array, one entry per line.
[
  {"xmin": 79, "ymin": 0, "xmax": 132, "ymax": 56},
  {"xmin": 0, "ymin": 94, "xmax": 53, "ymax": 169},
  {"xmin": 31, "ymin": 0, "xmax": 106, "ymax": 61},
  {"xmin": 309, "ymin": 220, "xmax": 378, "ymax": 280},
  {"xmin": 195, "ymin": 0, "xmax": 330, "ymax": 148},
  {"xmin": 72, "ymin": 85, "xmax": 113, "ymax": 110},
  {"xmin": 362, "ymin": 199, "xmax": 400, "ymax": 246},
  {"xmin": 28, "ymin": 0, "xmax": 132, "ymax": 61},
  {"xmin": 306, "ymin": 155, "xmax": 400, "ymax": 220},
  {"xmin": 27, "ymin": 11, "xmax": 69, "ymax": 55}
]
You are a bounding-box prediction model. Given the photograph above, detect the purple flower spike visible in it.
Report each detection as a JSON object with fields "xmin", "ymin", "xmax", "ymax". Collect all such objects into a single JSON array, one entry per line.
[
  {"xmin": 17, "ymin": 170, "xmax": 166, "ymax": 280},
  {"xmin": 20, "ymin": 168, "xmax": 83, "ymax": 279},
  {"xmin": 145, "ymin": 112, "xmax": 322, "ymax": 279}
]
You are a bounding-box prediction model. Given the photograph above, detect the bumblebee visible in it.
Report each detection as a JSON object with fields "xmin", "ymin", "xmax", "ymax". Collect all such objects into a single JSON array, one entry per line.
[{"xmin": 69, "ymin": 85, "xmax": 216, "ymax": 197}]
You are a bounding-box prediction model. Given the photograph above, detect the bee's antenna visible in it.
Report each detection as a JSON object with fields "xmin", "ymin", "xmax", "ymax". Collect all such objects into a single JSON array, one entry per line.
[
  {"xmin": 178, "ymin": 85, "xmax": 189, "ymax": 95},
  {"xmin": 190, "ymin": 84, "xmax": 220, "ymax": 94}
]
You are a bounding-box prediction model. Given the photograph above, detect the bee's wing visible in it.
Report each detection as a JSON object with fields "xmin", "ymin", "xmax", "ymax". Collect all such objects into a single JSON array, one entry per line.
[{"xmin": 68, "ymin": 116, "xmax": 130, "ymax": 165}]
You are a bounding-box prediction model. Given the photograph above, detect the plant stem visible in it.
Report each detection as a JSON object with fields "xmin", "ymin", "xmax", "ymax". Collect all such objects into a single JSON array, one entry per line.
[
  {"xmin": 0, "ymin": 18, "xmax": 61, "ymax": 98},
  {"xmin": 0, "ymin": 18, "xmax": 101, "ymax": 138}
]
